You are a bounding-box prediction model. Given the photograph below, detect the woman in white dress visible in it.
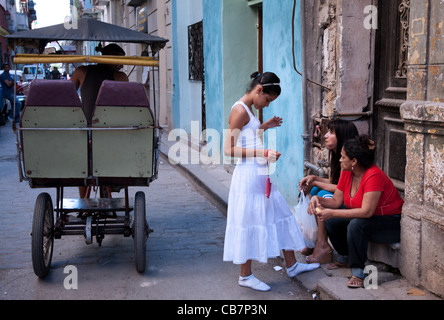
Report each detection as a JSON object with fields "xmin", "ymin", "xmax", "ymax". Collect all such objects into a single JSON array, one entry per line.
[{"xmin": 223, "ymin": 72, "xmax": 320, "ymax": 291}]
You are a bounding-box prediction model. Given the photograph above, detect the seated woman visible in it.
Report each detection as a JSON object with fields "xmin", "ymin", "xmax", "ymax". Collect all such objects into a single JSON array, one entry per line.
[
  {"xmin": 298, "ymin": 119, "xmax": 358, "ymax": 262},
  {"xmin": 308, "ymin": 135, "xmax": 403, "ymax": 288}
]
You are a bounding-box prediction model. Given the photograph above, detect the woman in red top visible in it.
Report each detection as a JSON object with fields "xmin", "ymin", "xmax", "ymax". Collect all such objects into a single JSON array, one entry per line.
[{"xmin": 307, "ymin": 135, "xmax": 403, "ymax": 288}]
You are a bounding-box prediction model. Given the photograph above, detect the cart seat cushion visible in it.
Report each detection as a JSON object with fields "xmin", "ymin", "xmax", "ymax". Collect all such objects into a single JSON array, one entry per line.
[
  {"xmin": 95, "ymin": 80, "xmax": 149, "ymax": 107},
  {"xmin": 25, "ymin": 80, "xmax": 82, "ymax": 107}
]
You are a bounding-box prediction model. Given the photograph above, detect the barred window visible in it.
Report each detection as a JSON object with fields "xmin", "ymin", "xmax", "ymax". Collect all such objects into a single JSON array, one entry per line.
[{"xmin": 188, "ymin": 21, "xmax": 204, "ymax": 81}]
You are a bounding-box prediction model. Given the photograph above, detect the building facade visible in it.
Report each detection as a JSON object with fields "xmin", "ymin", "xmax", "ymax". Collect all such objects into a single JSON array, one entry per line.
[
  {"xmin": 0, "ymin": 0, "xmax": 36, "ymax": 68},
  {"xmin": 202, "ymin": 0, "xmax": 306, "ymax": 203},
  {"xmin": 303, "ymin": 0, "xmax": 443, "ymax": 297},
  {"xmin": 184, "ymin": 0, "xmax": 444, "ymax": 297},
  {"xmin": 89, "ymin": 0, "xmax": 172, "ymax": 129},
  {"xmin": 89, "ymin": 0, "xmax": 443, "ymax": 297}
]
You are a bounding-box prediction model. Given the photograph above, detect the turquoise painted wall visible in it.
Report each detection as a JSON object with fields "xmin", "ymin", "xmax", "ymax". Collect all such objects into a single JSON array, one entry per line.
[
  {"xmin": 203, "ymin": 0, "xmax": 257, "ymax": 149},
  {"xmin": 263, "ymin": 0, "xmax": 304, "ymax": 205},
  {"xmin": 172, "ymin": 0, "xmax": 203, "ymax": 133},
  {"xmin": 202, "ymin": 0, "xmax": 304, "ymax": 205},
  {"xmin": 222, "ymin": 0, "xmax": 258, "ymax": 129},
  {"xmin": 203, "ymin": 0, "xmax": 223, "ymax": 138}
]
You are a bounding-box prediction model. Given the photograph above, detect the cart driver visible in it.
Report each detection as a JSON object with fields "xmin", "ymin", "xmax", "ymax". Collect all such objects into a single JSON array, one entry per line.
[
  {"xmin": 71, "ymin": 43, "xmax": 129, "ymax": 125},
  {"xmin": 71, "ymin": 43, "xmax": 129, "ymax": 199}
]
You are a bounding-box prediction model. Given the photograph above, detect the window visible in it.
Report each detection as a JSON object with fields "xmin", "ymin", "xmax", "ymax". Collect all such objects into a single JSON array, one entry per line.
[{"xmin": 188, "ymin": 21, "xmax": 204, "ymax": 81}]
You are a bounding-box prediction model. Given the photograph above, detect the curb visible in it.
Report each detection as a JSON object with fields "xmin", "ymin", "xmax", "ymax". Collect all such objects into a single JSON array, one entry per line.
[
  {"xmin": 158, "ymin": 130, "xmax": 229, "ymax": 215},
  {"xmin": 157, "ymin": 129, "xmax": 442, "ymax": 301}
]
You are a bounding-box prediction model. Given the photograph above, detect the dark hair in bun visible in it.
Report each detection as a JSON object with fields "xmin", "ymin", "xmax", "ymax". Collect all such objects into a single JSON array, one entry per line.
[
  {"xmin": 343, "ymin": 135, "xmax": 376, "ymax": 169},
  {"xmin": 247, "ymin": 71, "xmax": 281, "ymax": 96}
]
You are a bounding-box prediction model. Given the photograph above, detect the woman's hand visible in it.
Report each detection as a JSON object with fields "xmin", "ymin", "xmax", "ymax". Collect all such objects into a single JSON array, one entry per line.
[
  {"xmin": 308, "ymin": 195, "xmax": 334, "ymax": 220},
  {"xmin": 315, "ymin": 207, "xmax": 334, "ymax": 222},
  {"xmin": 307, "ymin": 195, "xmax": 320, "ymax": 215},
  {"xmin": 265, "ymin": 149, "xmax": 282, "ymax": 163},
  {"xmin": 262, "ymin": 116, "xmax": 283, "ymax": 130},
  {"xmin": 299, "ymin": 175, "xmax": 315, "ymax": 194}
]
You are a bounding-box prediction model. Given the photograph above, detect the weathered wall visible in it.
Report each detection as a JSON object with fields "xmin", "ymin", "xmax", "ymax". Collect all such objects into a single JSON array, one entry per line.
[
  {"xmin": 400, "ymin": 101, "xmax": 444, "ymax": 297},
  {"xmin": 408, "ymin": 0, "xmax": 444, "ymax": 103},
  {"xmin": 304, "ymin": 0, "xmax": 374, "ymax": 176},
  {"xmin": 303, "ymin": 0, "xmax": 444, "ymax": 298},
  {"xmin": 400, "ymin": 0, "xmax": 444, "ymax": 298}
]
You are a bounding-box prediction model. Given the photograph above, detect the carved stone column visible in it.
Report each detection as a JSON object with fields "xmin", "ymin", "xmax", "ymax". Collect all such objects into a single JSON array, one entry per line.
[
  {"xmin": 400, "ymin": 101, "xmax": 444, "ymax": 297},
  {"xmin": 399, "ymin": 0, "xmax": 444, "ymax": 298}
]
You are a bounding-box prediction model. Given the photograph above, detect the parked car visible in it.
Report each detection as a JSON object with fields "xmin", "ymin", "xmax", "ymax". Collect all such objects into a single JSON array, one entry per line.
[{"xmin": 22, "ymin": 64, "xmax": 45, "ymax": 81}]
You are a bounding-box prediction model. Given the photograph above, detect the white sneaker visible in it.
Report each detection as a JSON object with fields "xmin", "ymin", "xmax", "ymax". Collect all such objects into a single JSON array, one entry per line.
[
  {"xmin": 286, "ymin": 262, "xmax": 320, "ymax": 278},
  {"xmin": 238, "ymin": 274, "xmax": 271, "ymax": 292}
]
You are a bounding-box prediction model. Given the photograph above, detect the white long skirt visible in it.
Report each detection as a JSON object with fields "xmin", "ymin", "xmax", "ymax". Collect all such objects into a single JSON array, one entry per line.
[{"xmin": 223, "ymin": 163, "xmax": 306, "ymax": 265}]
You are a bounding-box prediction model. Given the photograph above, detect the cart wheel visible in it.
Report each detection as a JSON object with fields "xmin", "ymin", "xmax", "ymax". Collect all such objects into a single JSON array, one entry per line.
[
  {"xmin": 134, "ymin": 191, "xmax": 147, "ymax": 273},
  {"xmin": 32, "ymin": 192, "xmax": 54, "ymax": 278}
]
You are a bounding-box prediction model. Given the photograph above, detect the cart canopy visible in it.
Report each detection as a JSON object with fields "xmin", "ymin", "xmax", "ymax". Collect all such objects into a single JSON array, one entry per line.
[{"xmin": 6, "ymin": 18, "xmax": 168, "ymax": 53}]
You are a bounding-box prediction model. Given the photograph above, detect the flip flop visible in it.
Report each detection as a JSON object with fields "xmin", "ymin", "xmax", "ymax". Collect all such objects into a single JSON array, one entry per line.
[{"xmin": 347, "ymin": 276, "xmax": 364, "ymax": 288}]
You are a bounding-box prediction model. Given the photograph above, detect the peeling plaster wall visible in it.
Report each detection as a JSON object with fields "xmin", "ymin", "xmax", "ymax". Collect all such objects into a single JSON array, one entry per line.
[
  {"xmin": 408, "ymin": 0, "xmax": 444, "ymax": 103},
  {"xmin": 314, "ymin": 0, "xmax": 375, "ymax": 117},
  {"xmin": 401, "ymin": 101, "xmax": 444, "ymax": 297},
  {"xmin": 400, "ymin": 0, "xmax": 444, "ymax": 298},
  {"xmin": 303, "ymin": 0, "xmax": 374, "ymax": 175},
  {"xmin": 303, "ymin": 0, "xmax": 444, "ymax": 297}
]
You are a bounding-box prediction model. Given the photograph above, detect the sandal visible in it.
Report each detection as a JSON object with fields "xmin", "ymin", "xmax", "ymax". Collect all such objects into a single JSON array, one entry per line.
[
  {"xmin": 306, "ymin": 250, "xmax": 333, "ymax": 264},
  {"xmin": 326, "ymin": 261, "xmax": 350, "ymax": 270},
  {"xmin": 347, "ymin": 276, "xmax": 364, "ymax": 288}
]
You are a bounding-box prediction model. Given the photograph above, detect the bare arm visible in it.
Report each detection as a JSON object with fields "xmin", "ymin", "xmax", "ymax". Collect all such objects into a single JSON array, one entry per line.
[
  {"xmin": 309, "ymin": 190, "xmax": 382, "ymax": 221},
  {"xmin": 259, "ymin": 116, "xmax": 283, "ymax": 131},
  {"xmin": 299, "ymin": 175, "xmax": 337, "ymax": 194},
  {"xmin": 223, "ymin": 105, "xmax": 280, "ymax": 162},
  {"xmin": 71, "ymin": 66, "xmax": 87, "ymax": 90}
]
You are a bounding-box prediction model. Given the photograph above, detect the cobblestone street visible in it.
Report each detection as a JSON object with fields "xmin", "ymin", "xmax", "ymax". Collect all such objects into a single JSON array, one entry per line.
[{"xmin": 0, "ymin": 124, "xmax": 311, "ymax": 300}]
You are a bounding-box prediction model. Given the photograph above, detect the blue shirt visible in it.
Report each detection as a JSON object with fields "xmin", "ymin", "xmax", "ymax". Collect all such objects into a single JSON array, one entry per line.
[{"xmin": 0, "ymin": 71, "xmax": 14, "ymax": 96}]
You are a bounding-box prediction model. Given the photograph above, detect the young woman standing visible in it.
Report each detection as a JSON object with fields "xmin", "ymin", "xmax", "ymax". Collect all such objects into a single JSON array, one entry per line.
[{"xmin": 223, "ymin": 72, "xmax": 319, "ymax": 292}]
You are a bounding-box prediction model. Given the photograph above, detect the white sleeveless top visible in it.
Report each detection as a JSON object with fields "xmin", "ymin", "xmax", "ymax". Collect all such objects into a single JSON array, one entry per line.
[{"xmin": 232, "ymin": 101, "xmax": 264, "ymax": 165}]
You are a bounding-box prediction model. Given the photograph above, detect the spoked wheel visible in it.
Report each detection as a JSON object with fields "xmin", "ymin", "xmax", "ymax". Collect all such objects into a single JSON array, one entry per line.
[
  {"xmin": 32, "ymin": 192, "xmax": 54, "ymax": 278},
  {"xmin": 133, "ymin": 191, "xmax": 148, "ymax": 273}
]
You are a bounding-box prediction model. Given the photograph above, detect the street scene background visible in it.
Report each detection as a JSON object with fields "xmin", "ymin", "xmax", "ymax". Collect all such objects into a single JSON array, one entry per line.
[{"xmin": 0, "ymin": 124, "xmax": 312, "ymax": 300}]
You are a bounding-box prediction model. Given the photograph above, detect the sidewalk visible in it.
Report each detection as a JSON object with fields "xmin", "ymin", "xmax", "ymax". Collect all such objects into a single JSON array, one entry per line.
[{"xmin": 159, "ymin": 129, "xmax": 441, "ymax": 300}]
